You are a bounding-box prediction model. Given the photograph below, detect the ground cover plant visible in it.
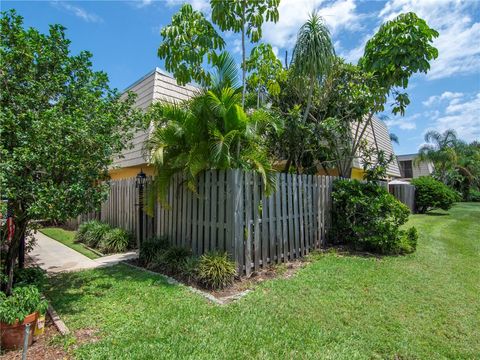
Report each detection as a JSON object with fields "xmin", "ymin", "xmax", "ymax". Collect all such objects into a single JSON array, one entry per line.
[
  {"xmin": 40, "ymin": 227, "xmax": 99, "ymax": 259},
  {"xmin": 45, "ymin": 203, "xmax": 480, "ymax": 359}
]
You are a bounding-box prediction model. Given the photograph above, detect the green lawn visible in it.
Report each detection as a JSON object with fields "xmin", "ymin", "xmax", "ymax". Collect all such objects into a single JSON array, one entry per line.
[
  {"xmin": 40, "ymin": 227, "xmax": 100, "ymax": 260},
  {"xmin": 45, "ymin": 203, "xmax": 480, "ymax": 359}
]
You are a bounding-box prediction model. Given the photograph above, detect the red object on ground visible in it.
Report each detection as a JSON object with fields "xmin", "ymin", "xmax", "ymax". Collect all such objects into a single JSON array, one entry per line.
[{"xmin": 0, "ymin": 312, "xmax": 38, "ymax": 351}]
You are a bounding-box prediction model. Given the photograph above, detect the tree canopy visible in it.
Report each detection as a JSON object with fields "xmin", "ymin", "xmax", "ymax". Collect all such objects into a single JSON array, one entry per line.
[{"xmin": 0, "ymin": 10, "xmax": 143, "ymax": 293}]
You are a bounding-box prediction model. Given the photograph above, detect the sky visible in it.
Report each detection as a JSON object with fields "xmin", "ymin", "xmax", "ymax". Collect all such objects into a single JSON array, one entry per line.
[{"xmin": 2, "ymin": 0, "xmax": 480, "ymax": 155}]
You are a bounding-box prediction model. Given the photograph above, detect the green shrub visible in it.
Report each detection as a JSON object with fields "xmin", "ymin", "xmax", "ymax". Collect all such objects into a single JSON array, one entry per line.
[
  {"xmin": 411, "ymin": 176, "xmax": 457, "ymax": 213},
  {"xmin": 197, "ymin": 251, "xmax": 236, "ymax": 290},
  {"xmin": 181, "ymin": 256, "xmax": 199, "ymax": 283},
  {"xmin": 331, "ymin": 179, "xmax": 415, "ymax": 254},
  {"xmin": 0, "ymin": 285, "xmax": 48, "ymax": 324},
  {"xmin": 100, "ymin": 228, "xmax": 132, "ymax": 253},
  {"xmin": 76, "ymin": 220, "xmax": 110, "ymax": 248},
  {"xmin": 13, "ymin": 267, "xmax": 46, "ymax": 290},
  {"xmin": 154, "ymin": 246, "xmax": 192, "ymax": 273},
  {"xmin": 467, "ymin": 189, "xmax": 480, "ymax": 202},
  {"xmin": 139, "ymin": 236, "xmax": 170, "ymax": 266},
  {"xmin": 398, "ymin": 227, "xmax": 418, "ymax": 254}
]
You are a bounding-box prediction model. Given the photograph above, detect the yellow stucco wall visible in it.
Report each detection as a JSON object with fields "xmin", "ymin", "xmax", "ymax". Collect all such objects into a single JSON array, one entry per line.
[
  {"xmin": 109, "ymin": 165, "xmax": 155, "ymax": 180},
  {"xmin": 317, "ymin": 167, "xmax": 365, "ymax": 179}
]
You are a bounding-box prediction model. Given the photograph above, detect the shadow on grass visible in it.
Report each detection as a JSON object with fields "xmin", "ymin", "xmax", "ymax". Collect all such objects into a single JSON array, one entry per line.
[
  {"xmin": 425, "ymin": 212, "xmax": 450, "ymax": 216},
  {"xmin": 44, "ymin": 264, "xmax": 176, "ymax": 318}
]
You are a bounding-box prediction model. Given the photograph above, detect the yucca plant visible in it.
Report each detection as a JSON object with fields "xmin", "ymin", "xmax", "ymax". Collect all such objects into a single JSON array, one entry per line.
[{"xmin": 197, "ymin": 251, "xmax": 236, "ymax": 290}]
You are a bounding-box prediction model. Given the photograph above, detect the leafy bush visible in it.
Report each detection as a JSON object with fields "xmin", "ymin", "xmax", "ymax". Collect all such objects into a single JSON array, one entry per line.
[
  {"xmin": 411, "ymin": 176, "xmax": 457, "ymax": 213},
  {"xmin": 139, "ymin": 236, "xmax": 171, "ymax": 266},
  {"xmin": 75, "ymin": 220, "xmax": 110, "ymax": 248},
  {"xmin": 100, "ymin": 228, "xmax": 132, "ymax": 253},
  {"xmin": 197, "ymin": 252, "xmax": 236, "ymax": 290},
  {"xmin": 467, "ymin": 189, "xmax": 480, "ymax": 202},
  {"xmin": 0, "ymin": 286, "xmax": 48, "ymax": 324},
  {"xmin": 13, "ymin": 267, "xmax": 46, "ymax": 290},
  {"xmin": 331, "ymin": 179, "xmax": 416, "ymax": 254},
  {"xmin": 398, "ymin": 227, "xmax": 418, "ymax": 254},
  {"xmin": 154, "ymin": 246, "xmax": 192, "ymax": 273},
  {"xmin": 181, "ymin": 256, "xmax": 199, "ymax": 283}
]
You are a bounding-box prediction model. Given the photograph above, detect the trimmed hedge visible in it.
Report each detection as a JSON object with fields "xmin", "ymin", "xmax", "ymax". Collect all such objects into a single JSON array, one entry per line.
[
  {"xmin": 331, "ymin": 179, "xmax": 417, "ymax": 254},
  {"xmin": 411, "ymin": 176, "xmax": 457, "ymax": 213}
]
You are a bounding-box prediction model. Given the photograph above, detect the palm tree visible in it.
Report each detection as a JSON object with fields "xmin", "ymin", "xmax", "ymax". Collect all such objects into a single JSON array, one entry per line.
[
  {"xmin": 291, "ymin": 11, "xmax": 335, "ymax": 123},
  {"xmin": 389, "ymin": 133, "xmax": 399, "ymax": 145},
  {"xmin": 146, "ymin": 52, "xmax": 277, "ymax": 207},
  {"xmin": 417, "ymin": 129, "xmax": 458, "ymax": 182}
]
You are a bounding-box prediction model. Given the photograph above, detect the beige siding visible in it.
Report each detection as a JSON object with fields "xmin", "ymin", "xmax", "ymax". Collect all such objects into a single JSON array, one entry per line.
[
  {"xmin": 352, "ymin": 116, "xmax": 401, "ymax": 177},
  {"xmin": 113, "ymin": 69, "xmax": 198, "ymax": 169},
  {"xmin": 397, "ymin": 154, "xmax": 434, "ymax": 179}
]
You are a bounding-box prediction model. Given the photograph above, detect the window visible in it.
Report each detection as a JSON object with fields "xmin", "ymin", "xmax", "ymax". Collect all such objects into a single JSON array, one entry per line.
[{"xmin": 400, "ymin": 160, "xmax": 413, "ymax": 178}]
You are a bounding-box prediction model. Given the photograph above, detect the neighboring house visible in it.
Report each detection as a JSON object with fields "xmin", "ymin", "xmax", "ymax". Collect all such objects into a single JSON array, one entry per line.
[
  {"xmin": 111, "ymin": 68, "xmax": 400, "ymax": 180},
  {"xmin": 110, "ymin": 68, "xmax": 197, "ymax": 180},
  {"xmin": 397, "ymin": 153, "xmax": 434, "ymax": 180},
  {"xmin": 317, "ymin": 116, "xmax": 401, "ymax": 180}
]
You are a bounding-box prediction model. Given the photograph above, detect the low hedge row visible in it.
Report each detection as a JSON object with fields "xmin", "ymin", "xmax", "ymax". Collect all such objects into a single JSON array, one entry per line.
[
  {"xmin": 139, "ymin": 237, "xmax": 236, "ymax": 290},
  {"xmin": 75, "ymin": 220, "xmax": 133, "ymax": 254}
]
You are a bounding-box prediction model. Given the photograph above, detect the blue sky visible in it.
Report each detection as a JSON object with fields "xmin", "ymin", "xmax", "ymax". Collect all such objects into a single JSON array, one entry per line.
[{"xmin": 3, "ymin": 0, "xmax": 479, "ymax": 154}]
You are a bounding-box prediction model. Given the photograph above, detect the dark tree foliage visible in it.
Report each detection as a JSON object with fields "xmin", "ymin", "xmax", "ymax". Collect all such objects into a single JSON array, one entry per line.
[{"xmin": 0, "ymin": 11, "xmax": 143, "ymax": 294}]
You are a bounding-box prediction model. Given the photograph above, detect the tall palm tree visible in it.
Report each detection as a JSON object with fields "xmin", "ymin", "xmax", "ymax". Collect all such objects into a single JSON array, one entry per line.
[
  {"xmin": 146, "ymin": 52, "xmax": 277, "ymax": 207},
  {"xmin": 417, "ymin": 129, "xmax": 458, "ymax": 182},
  {"xmin": 291, "ymin": 11, "xmax": 335, "ymax": 123}
]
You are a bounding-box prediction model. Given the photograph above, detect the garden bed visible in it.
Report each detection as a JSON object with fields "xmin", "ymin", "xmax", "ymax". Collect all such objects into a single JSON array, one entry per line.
[{"xmin": 125, "ymin": 257, "xmax": 309, "ymax": 301}]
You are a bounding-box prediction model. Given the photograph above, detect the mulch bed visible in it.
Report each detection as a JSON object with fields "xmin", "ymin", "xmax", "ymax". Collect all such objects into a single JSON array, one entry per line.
[
  {"xmin": 126, "ymin": 257, "xmax": 309, "ymax": 300},
  {"xmin": 0, "ymin": 316, "xmax": 69, "ymax": 360}
]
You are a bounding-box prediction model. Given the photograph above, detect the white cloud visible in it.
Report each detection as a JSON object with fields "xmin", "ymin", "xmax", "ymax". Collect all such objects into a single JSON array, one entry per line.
[
  {"xmin": 51, "ymin": 1, "xmax": 103, "ymax": 23},
  {"xmin": 379, "ymin": 0, "xmax": 480, "ymax": 80},
  {"xmin": 232, "ymin": 39, "xmax": 242, "ymax": 55},
  {"xmin": 165, "ymin": 0, "xmax": 210, "ymax": 12},
  {"xmin": 384, "ymin": 114, "xmax": 419, "ymax": 130},
  {"xmin": 428, "ymin": 92, "xmax": 480, "ymax": 142},
  {"xmin": 422, "ymin": 91, "xmax": 463, "ymax": 107},
  {"xmin": 134, "ymin": 0, "xmax": 153, "ymax": 8},
  {"xmin": 263, "ymin": 0, "xmax": 364, "ymax": 51}
]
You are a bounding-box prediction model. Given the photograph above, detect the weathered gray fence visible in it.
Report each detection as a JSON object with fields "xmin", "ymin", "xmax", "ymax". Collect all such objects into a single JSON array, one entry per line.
[
  {"xmin": 72, "ymin": 170, "xmax": 337, "ymax": 274},
  {"xmin": 389, "ymin": 183, "xmax": 415, "ymax": 212},
  {"xmin": 152, "ymin": 170, "xmax": 336, "ymax": 275}
]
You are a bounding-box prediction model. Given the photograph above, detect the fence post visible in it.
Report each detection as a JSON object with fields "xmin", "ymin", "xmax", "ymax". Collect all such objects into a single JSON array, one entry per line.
[{"xmin": 227, "ymin": 169, "xmax": 244, "ymax": 274}]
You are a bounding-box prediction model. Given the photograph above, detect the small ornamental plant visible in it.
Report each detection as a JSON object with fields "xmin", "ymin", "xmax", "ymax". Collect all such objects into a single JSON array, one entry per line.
[
  {"xmin": 197, "ymin": 252, "xmax": 236, "ymax": 290},
  {"xmin": 0, "ymin": 286, "xmax": 48, "ymax": 325}
]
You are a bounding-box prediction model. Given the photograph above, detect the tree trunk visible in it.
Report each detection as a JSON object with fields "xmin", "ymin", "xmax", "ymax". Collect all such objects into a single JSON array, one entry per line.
[
  {"xmin": 241, "ymin": 3, "xmax": 246, "ymax": 109},
  {"xmin": 257, "ymin": 88, "xmax": 260, "ymax": 108},
  {"xmin": 302, "ymin": 75, "xmax": 315, "ymax": 123},
  {"xmin": 3, "ymin": 216, "xmax": 27, "ymax": 295}
]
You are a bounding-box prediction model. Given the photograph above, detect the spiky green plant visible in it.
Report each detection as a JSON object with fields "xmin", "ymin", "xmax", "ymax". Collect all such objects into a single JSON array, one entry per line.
[{"xmin": 291, "ymin": 11, "xmax": 335, "ymax": 123}]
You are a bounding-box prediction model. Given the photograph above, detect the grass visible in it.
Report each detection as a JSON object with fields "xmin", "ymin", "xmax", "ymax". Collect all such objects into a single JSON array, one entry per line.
[
  {"xmin": 45, "ymin": 203, "xmax": 480, "ymax": 359},
  {"xmin": 40, "ymin": 227, "xmax": 100, "ymax": 260}
]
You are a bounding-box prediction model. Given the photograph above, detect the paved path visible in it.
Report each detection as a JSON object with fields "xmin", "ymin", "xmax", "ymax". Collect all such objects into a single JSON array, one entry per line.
[{"xmin": 30, "ymin": 232, "xmax": 137, "ymax": 273}]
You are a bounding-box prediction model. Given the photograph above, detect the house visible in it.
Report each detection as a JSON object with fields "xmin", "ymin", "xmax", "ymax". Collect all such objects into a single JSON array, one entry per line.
[
  {"xmin": 397, "ymin": 153, "xmax": 434, "ymax": 180},
  {"xmin": 110, "ymin": 68, "xmax": 197, "ymax": 180},
  {"xmin": 317, "ymin": 116, "xmax": 401, "ymax": 180},
  {"xmin": 111, "ymin": 68, "xmax": 401, "ymax": 180}
]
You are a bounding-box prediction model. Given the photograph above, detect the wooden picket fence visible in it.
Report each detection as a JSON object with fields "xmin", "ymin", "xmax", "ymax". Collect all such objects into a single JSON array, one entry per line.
[
  {"xmin": 72, "ymin": 170, "xmax": 337, "ymax": 274},
  {"xmin": 389, "ymin": 183, "xmax": 415, "ymax": 212}
]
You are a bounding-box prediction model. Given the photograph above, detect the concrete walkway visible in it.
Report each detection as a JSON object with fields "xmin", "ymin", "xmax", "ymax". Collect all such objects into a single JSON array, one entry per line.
[{"xmin": 30, "ymin": 232, "xmax": 138, "ymax": 273}]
